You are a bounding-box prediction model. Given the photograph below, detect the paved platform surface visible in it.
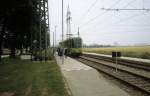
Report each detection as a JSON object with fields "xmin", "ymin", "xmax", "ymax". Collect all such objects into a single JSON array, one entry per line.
[{"xmin": 56, "ymin": 55, "xmax": 131, "ymax": 96}]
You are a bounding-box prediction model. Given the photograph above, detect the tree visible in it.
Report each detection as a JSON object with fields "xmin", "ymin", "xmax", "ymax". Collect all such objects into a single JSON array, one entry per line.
[{"xmin": 0, "ymin": 0, "xmax": 41, "ymax": 59}]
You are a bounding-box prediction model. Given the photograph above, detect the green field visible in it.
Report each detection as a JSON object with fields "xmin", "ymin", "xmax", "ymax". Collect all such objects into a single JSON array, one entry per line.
[
  {"xmin": 83, "ymin": 46, "xmax": 150, "ymax": 59},
  {"xmin": 0, "ymin": 58, "xmax": 66, "ymax": 96}
]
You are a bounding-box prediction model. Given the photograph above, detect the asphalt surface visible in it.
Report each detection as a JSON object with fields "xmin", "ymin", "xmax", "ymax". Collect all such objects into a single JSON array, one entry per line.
[{"xmin": 56, "ymin": 55, "xmax": 131, "ymax": 96}]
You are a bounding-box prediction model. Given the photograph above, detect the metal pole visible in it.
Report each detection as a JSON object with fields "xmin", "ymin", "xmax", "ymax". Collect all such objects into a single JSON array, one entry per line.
[
  {"xmin": 78, "ymin": 27, "xmax": 80, "ymax": 48},
  {"xmin": 55, "ymin": 26, "xmax": 57, "ymax": 48},
  {"xmin": 39, "ymin": 0, "xmax": 42, "ymax": 59},
  {"xmin": 115, "ymin": 52, "xmax": 118, "ymax": 72},
  {"xmin": 47, "ymin": 0, "xmax": 50, "ymax": 48},
  {"xmin": 143, "ymin": 0, "xmax": 144, "ymax": 9},
  {"xmin": 53, "ymin": 31, "xmax": 54, "ymax": 54},
  {"xmin": 30, "ymin": 33, "xmax": 33, "ymax": 61},
  {"xmin": 62, "ymin": 0, "xmax": 64, "ymax": 64},
  {"xmin": 44, "ymin": 0, "xmax": 48, "ymax": 61},
  {"xmin": 62, "ymin": 0, "xmax": 64, "ymax": 42}
]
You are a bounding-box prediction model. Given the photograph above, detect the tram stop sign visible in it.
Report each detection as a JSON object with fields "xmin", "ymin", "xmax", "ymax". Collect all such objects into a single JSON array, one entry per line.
[{"xmin": 112, "ymin": 52, "xmax": 121, "ymax": 58}]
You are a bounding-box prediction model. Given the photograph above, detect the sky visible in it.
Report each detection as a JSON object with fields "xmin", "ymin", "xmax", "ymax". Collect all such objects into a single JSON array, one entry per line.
[{"xmin": 48, "ymin": 0, "xmax": 150, "ymax": 45}]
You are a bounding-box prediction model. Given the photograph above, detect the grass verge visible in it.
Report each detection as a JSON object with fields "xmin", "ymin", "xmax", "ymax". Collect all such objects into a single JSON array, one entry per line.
[{"xmin": 0, "ymin": 58, "xmax": 66, "ymax": 96}]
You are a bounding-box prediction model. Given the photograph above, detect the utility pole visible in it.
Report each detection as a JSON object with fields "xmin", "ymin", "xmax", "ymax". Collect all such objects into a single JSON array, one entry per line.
[
  {"xmin": 78, "ymin": 27, "xmax": 80, "ymax": 38},
  {"xmin": 39, "ymin": 0, "xmax": 42, "ymax": 59},
  {"xmin": 62, "ymin": 0, "xmax": 64, "ymax": 42},
  {"xmin": 62, "ymin": 0, "xmax": 64, "ymax": 64},
  {"xmin": 53, "ymin": 31, "xmax": 54, "ymax": 54},
  {"xmin": 77, "ymin": 27, "xmax": 80, "ymax": 48},
  {"xmin": 143, "ymin": 0, "xmax": 145, "ymax": 9},
  {"xmin": 55, "ymin": 26, "xmax": 57, "ymax": 48},
  {"xmin": 47, "ymin": 1, "xmax": 50, "ymax": 48},
  {"xmin": 43, "ymin": 0, "xmax": 47, "ymax": 60}
]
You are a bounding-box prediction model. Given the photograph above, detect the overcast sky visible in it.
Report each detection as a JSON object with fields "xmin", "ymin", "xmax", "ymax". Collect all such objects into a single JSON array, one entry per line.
[{"xmin": 48, "ymin": 0, "xmax": 150, "ymax": 45}]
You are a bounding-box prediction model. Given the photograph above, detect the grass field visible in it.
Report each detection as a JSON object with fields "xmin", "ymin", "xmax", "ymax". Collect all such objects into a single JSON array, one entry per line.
[
  {"xmin": 0, "ymin": 58, "xmax": 66, "ymax": 96},
  {"xmin": 83, "ymin": 46, "xmax": 150, "ymax": 59}
]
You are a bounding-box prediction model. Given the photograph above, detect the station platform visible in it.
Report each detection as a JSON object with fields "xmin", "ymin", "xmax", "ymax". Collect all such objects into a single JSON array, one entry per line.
[{"xmin": 55, "ymin": 55, "xmax": 131, "ymax": 96}]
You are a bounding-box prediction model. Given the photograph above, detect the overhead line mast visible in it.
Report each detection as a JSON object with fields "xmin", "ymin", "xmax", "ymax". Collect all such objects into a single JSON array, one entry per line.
[
  {"xmin": 66, "ymin": 5, "xmax": 72, "ymax": 39},
  {"xmin": 38, "ymin": 0, "xmax": 50, "ymax": 60}
]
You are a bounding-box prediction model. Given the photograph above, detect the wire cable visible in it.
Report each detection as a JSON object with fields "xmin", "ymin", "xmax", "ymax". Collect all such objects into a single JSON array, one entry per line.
[
  {"xmin": 123, "ymin": 0, "xmax": 137, "ymax": 9},
  {"xmin": 79, "ymin": 0, "xmax": 122, "ymax": 28},
  {"xmin": 80, "ymin": 0, "xmax": 149, "ymax": 32},
  {"xmin": 79, "ymin": 0, "xmax": 98, "ymax": 22},
  {"xmin": 92, "ymin": 11, "xmax": 149, "ymax": 32}
]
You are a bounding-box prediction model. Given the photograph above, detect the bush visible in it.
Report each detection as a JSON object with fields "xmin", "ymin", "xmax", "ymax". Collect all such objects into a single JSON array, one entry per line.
[{"xmin": 141, "ymin": 52, "xmax": 150, "ymax": 59}]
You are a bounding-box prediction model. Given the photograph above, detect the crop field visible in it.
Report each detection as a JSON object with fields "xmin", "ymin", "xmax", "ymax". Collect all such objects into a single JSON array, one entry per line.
[{"xmin": 83, "ymin": 46, "xmax": 150, "ymax": 59}]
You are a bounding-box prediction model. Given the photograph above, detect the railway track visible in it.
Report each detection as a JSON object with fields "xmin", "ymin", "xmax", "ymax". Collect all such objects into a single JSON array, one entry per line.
[
  {"xmin": 83, "ymin": 54, "xmax": 150, "ymax": 71},
  {"xmin": 77, "ymin": 55, "xmax": 150, "ymax": 95}
]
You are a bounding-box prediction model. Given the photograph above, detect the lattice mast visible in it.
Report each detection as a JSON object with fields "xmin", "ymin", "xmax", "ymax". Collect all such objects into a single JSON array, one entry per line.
[
  {"xmin": 66, "ymin": 5, "xmax": 72, "ymax": 39},
  {"xmin": 38, "ymin": 0, "xmax": 50, "ymax": 59}
]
